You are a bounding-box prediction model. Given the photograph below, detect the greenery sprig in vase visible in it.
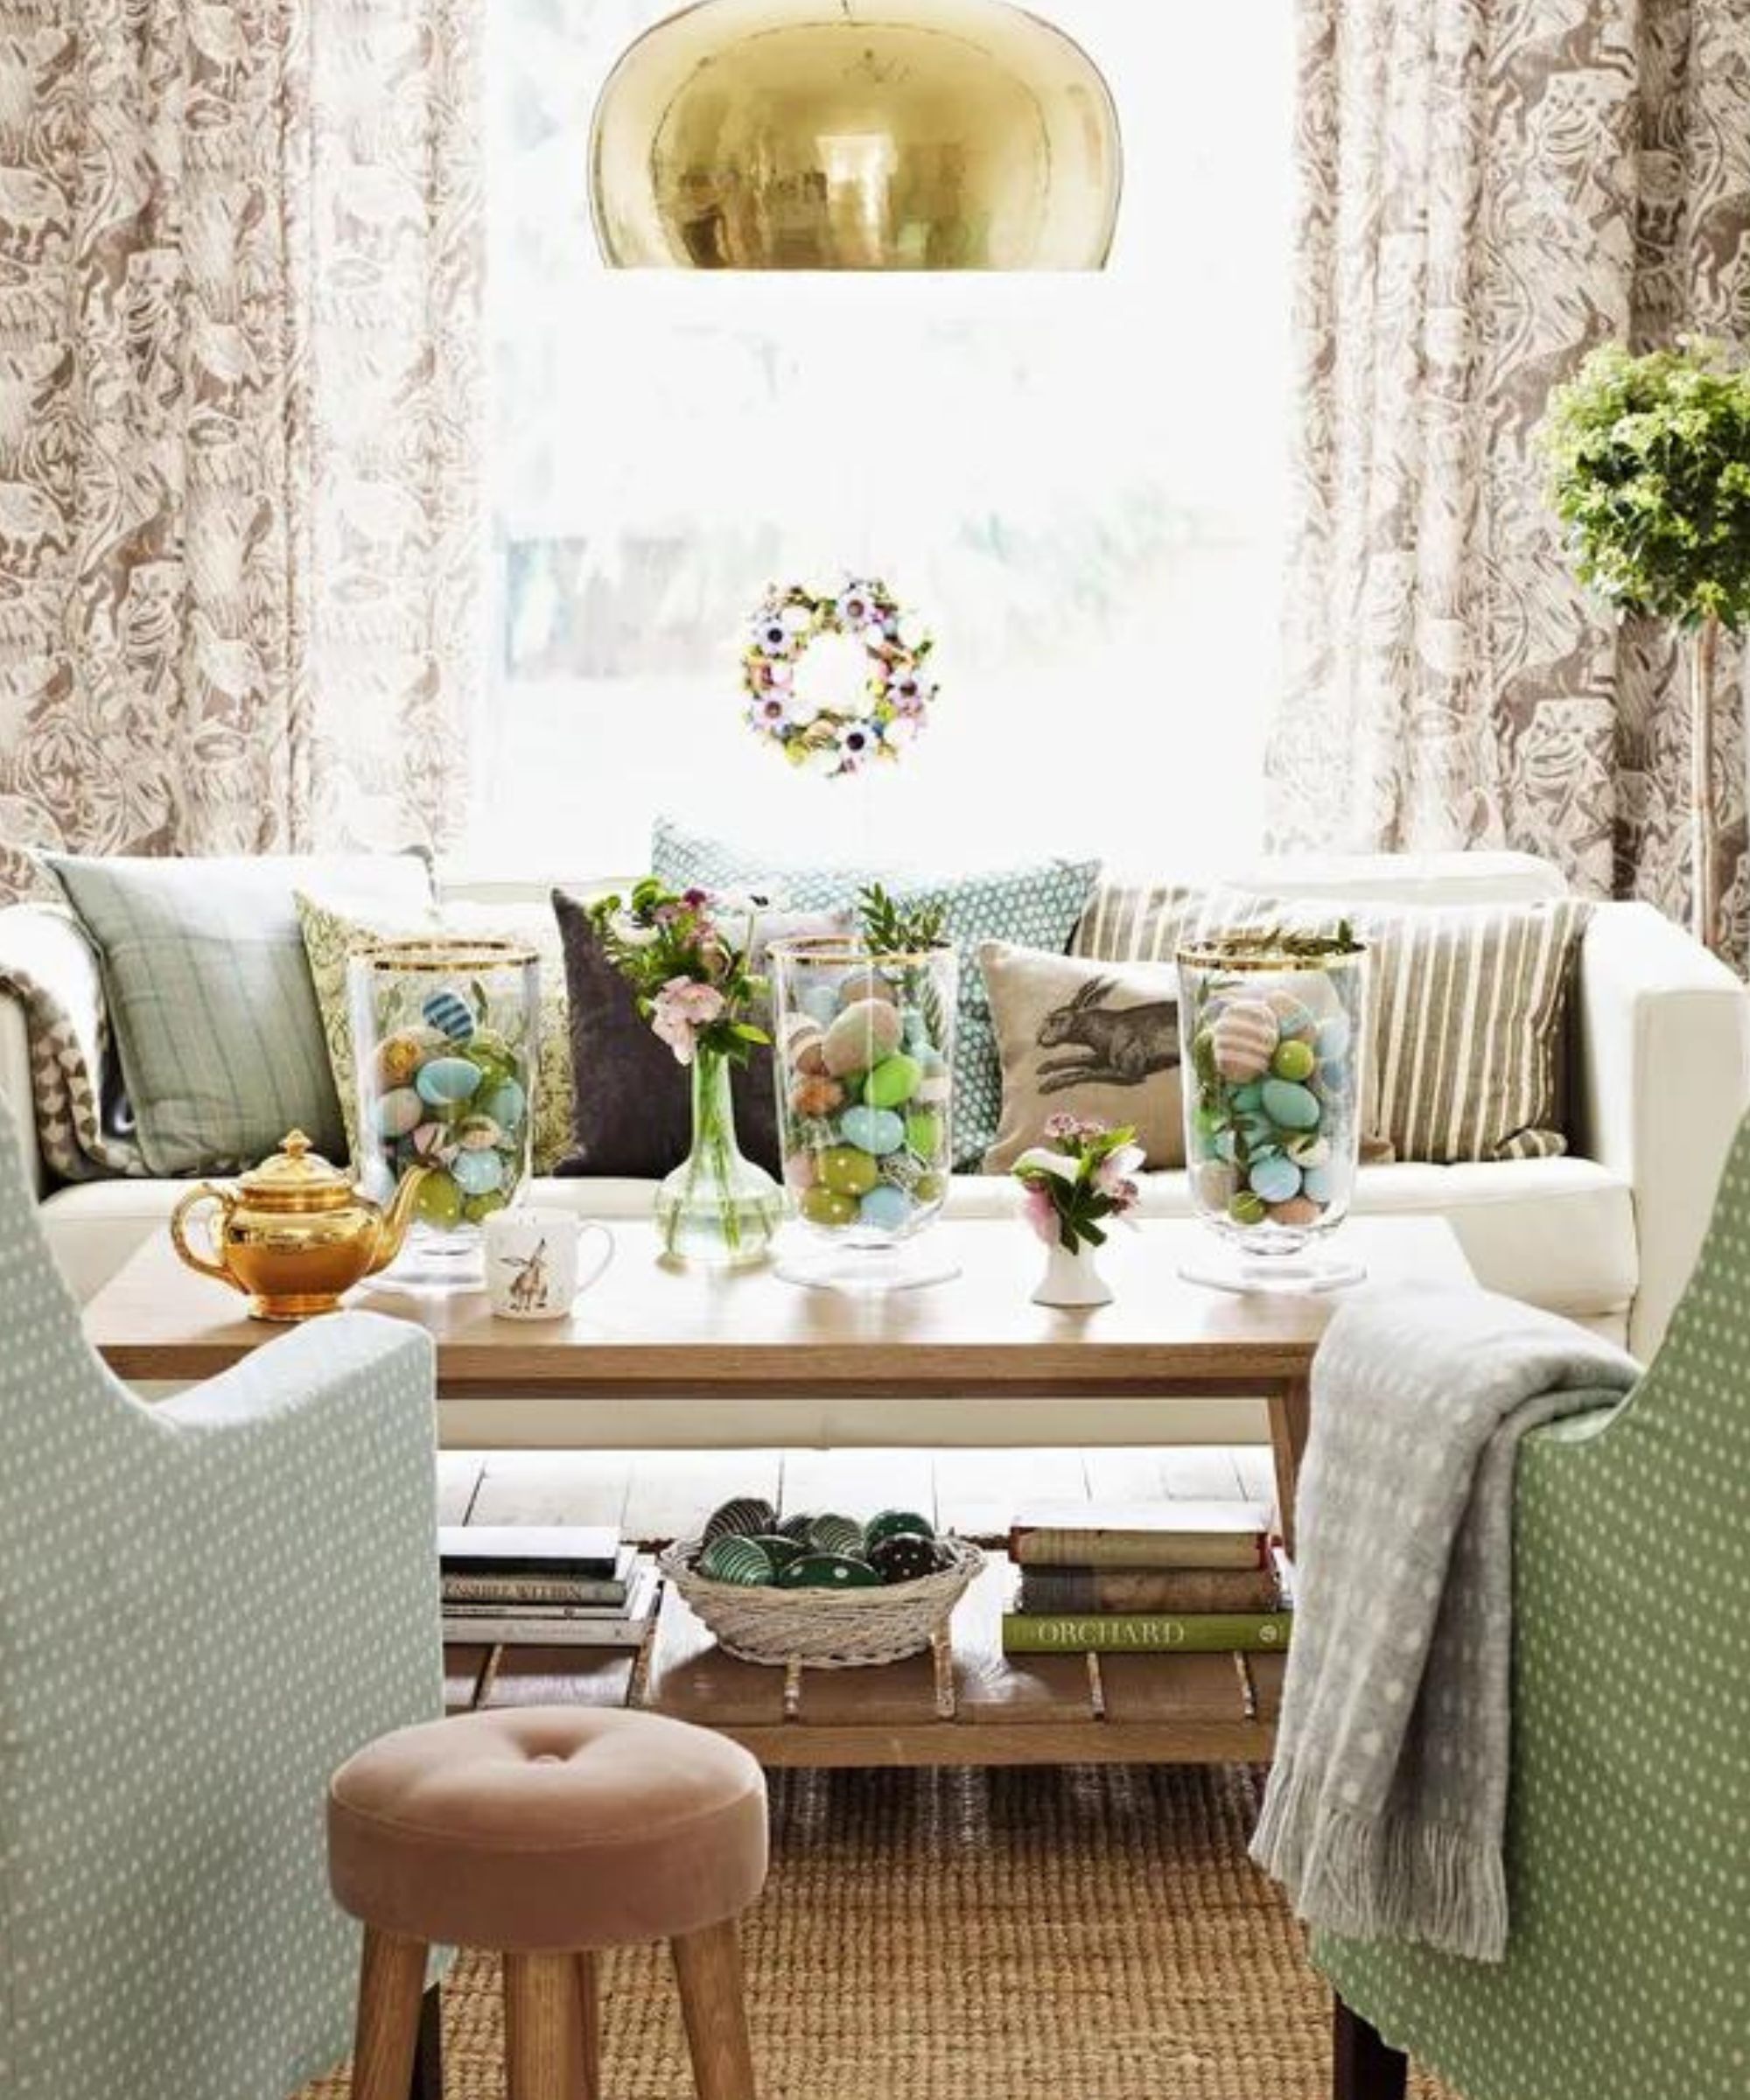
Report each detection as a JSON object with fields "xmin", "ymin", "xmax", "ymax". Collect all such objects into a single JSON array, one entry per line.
[
  {"xmin": 587, "ymin": 878, "xmax": 781, "ymax": 1267},
  {"xmin": 1541, "ymin": 339, "xmax": 1750, "ymax": 952}
]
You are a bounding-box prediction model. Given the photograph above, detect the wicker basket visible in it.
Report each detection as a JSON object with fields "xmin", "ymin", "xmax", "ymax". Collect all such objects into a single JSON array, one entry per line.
[{"xmin": 659, "ymin": 1535, "xmax": 984, "ymax": 1669}]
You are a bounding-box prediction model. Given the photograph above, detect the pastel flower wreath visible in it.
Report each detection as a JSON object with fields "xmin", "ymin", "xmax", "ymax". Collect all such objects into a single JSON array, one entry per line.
[{"xmin": 742, "ymin": 578, "xmax": 935, "ymax": 779}]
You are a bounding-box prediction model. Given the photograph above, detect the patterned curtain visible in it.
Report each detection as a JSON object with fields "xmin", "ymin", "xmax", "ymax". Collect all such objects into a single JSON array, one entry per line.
[
  {"xmin": 1266, "ymin": 0, "xmax": 1750, "ymax": 958},
  {"xmin": 0, "ymin": 0, "xmax": 482, "ymax": 903}
]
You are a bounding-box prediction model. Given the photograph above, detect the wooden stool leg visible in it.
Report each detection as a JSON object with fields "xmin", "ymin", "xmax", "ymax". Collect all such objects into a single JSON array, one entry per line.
[
  {"xmin": 1334, "ymin": 1995, "xmax": 1408, "ymax": 2100},
  {"xmin": 672, "ymin": 1920, "xmax": 757, "ymax": 2100},
  {"xmin": 409, "ymin": 1984, "xmax": 444, "ymax": 2100},
  {"xmin": 576, "ymin": 1952, "xmax": 602, "ymax": 2100},
  {"xmin": 504, "ymin": 1951, "xmax": 589, "ymax": 2100},
  {"xmin": 350, "ymin": 1927, "xmax": 430, "ymax": 2100}
]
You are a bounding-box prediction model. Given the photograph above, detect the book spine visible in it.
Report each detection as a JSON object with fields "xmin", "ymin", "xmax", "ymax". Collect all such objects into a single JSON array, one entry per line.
[
  {"xmin": 1017, "ymin": 1568, "xmax": 1280, "ymax": 1614},
  {"xmin": 442, "ymin": 1578, "xmax": 628, "ymax": 1606},
  {"xmin": 441, "ymin": 1601, "xmax": 634, "ymax": 1622},
  {"xmin": 441, "ymin": 1614, "xmax": 653, "ymax": 1648},
  {"xmin": 438, "ymin": 1560, "xmax": 620, "ymax": 1581},
  {"xmin": 1010, "ymin": 1531, "xmax": 1269, "ymax": 1570},
  {"xmin": 999, "ymin": 1612, "xmax": 1292, "ymax": 1654}
]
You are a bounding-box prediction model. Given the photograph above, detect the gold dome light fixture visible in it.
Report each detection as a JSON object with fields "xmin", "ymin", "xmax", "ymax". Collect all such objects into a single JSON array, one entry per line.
[{"xmin": 590, "ymin": 0, "xmax": 1123, "ymax": 270}]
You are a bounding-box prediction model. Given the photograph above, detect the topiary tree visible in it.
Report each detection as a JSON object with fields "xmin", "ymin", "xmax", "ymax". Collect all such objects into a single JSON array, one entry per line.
[{"xmin": 1541, "ymin": 338, "xmax": 1750, "ymax": 952}]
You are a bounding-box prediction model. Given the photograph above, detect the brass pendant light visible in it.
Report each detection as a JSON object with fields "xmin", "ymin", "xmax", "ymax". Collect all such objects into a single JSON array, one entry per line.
[{"xmin": 590, "ymin": 0, "xmax": 1123, "ymax": 270}]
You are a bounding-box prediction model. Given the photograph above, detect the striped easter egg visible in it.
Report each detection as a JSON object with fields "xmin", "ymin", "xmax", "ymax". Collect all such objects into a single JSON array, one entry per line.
[
  {"xmin": 698, "ymin": 1536, "xmax": 772, "ymax": 1586},
  {"xmin": 808, "ymin": 1513, "xmax": 866, "ymax": 1558},
  {"xmin": 1210, "ymin": 998, "xmax": 1279, "ymax": 1082},
  {"xmin": 422, "ymin": 988, "xmax": 477, "ymax": 1044},
  {"xmin": 703, "ymin": 1495, "xmax": 777, "ymax": 1545}
]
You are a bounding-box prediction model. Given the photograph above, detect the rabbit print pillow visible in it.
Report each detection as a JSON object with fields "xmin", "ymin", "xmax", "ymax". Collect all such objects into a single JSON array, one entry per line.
[{"xmin": 978, "ymin": 942, "xmax": 1185, "ymax": 1173}]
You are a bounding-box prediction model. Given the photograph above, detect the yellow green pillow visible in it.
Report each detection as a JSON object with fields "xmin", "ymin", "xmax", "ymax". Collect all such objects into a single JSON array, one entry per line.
[{"xmin": 295, "ymin": 891, "xmax": 573, "ymax": 1176}]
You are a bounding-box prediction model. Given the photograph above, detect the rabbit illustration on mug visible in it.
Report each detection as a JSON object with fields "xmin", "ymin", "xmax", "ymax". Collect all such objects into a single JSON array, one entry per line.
[{"xmin": 1036, "ymin": 976, "xmax": 1180, "ymax": 1091}]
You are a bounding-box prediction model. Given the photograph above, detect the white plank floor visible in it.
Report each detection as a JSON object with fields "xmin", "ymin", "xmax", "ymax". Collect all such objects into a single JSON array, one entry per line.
[{"xmin": 438, "ymin": 1444, "xmax": 1277, "ymax": 1545}]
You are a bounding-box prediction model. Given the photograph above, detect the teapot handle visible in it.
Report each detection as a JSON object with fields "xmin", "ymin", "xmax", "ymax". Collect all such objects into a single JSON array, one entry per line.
[{"xmin": 170, "ymin": 1184, "xmax": 243, "ymax": 1292}]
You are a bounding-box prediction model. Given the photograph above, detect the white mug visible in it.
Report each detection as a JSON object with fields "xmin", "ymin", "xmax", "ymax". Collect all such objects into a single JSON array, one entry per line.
[{"xmin": 483, "ymin": 1208, "xmax": 614, "ymax": 1320}]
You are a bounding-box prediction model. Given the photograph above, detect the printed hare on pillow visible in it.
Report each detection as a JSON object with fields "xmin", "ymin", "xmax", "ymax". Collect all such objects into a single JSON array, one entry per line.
[{"xmin": 980, "ymin": 942, "xmax": 1185, "ymax": 1172}]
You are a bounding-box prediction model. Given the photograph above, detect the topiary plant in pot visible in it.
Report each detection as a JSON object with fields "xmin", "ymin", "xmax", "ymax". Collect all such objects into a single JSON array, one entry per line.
[{"xmin": 1541, "ymin": 338, "xmax": 1750, "ymax": 953}]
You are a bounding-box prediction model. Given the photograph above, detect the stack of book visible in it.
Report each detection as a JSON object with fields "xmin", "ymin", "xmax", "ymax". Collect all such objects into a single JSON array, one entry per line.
[
  {"xmin": 440, "ymin": 1525, "xmax": 659, "ymax": 1648},
  {"xmin": 999, "ymin": 1499, "xmax": 1292, "ymax": 1655}
]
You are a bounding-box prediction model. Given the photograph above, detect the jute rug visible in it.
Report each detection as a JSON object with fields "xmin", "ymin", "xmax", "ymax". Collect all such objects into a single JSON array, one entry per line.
[{"xmin": 305, "ymin": 1763, "xmax": 1449, "ymax": 2099}]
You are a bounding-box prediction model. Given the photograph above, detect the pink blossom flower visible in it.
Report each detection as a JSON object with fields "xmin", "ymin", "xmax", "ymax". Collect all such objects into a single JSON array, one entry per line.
[
  {"xmin": 1020, "ymin": 1179, "xmax": 1059, "ymax": 1246},
  {"xmin": 1042, "ymin": 1111, "xmax": 1082, "ymax": 1141},
  {"xmin": 650, "ymin": 976, "xmax": 726, "ymax": 1065}
]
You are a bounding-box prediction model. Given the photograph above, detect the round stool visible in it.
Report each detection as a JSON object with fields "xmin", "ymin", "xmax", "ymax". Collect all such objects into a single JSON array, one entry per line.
[{"xmin": 328, "ymin": 1705, "xmax": 768, "ymax": 2100}]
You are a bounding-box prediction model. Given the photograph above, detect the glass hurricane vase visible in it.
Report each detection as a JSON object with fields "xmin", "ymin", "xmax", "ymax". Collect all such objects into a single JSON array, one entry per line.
[
  {"xmin": 657, "ymin": 1046, "xmax": 782, "ymax": 1268},
  {"xmin": 1176, "ymin": 936, "xmax": 1369, "ymax": 1292}
]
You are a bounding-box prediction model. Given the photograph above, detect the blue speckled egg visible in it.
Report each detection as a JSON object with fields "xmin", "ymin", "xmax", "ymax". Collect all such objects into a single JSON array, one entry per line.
[
  {"xmin": 415, "ymin": 1056, "xmax": 483, "ymax": 1108},
  {"xmin": 1259, "ymin": 1078, "xmax": 1321, "ymax": 1130},
  {"xmin": 422, "ymin": 988, "xmax": 476, "ymax": 1043},
  {"xmin": 839, "ymin": 1104, "xmax": 905, "ymax": 1156},
  {"xmin": 451, "ymin": 1146, "xmax": 505, "ymax": 1196},
  {"xmin": 800, "ymin": 982, "xmax": 843, "ymax": 1027},
  {"xmin": 858, "ymin": 1183, "xmax": 913, "ymax": 1233},
  {"xmin": 1316, "ymin": 1013, "xmax": 1353, "ymax": 1062},
  {"xmin": 1302, "ymin": 1164, "xmax": 1338, "ymax": 1204},
  {"xmin": 1249, "ymin": 1154, "xmax": 1303, "ymax": 1204}
]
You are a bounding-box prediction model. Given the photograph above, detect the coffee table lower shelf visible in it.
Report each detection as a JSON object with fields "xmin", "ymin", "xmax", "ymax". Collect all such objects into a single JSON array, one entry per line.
[{"xmin": 444, "ymin": 1563, "xmax": 1284, "ymax": 1768}]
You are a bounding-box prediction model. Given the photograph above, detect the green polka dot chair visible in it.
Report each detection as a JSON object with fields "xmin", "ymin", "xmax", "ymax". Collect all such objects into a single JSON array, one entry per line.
[
  {"xmin": 0, "ymin": 1094, "xmax": 444, "ymax": 2099},
  {"xmin": 1322, "ymin": 1118, "xmax": 1750, "ymax": 2100}
]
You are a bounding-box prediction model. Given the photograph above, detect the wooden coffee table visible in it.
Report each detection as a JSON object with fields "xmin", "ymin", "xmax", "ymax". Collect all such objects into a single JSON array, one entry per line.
[{"xmin": 88, "ymin": 1215, "xmax": 1470, "ymax": 1767}]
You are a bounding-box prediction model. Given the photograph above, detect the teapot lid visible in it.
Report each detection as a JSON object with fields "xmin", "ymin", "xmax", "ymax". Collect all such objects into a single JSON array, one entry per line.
[{"xmin": 237, "ymin": 1130, "xmax": 354, "ymax": 1211}]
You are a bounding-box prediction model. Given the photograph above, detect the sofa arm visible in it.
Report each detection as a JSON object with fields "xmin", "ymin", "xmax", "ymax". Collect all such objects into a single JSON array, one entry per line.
[
  {"xmin": 1572, "ymin": 902, "xmax": 1750, "ymax": 1357},
  {"xmin": 0, "ymin": 900, "xmax": 127, "ymax": 1190},
  {"xmin": 0, "ymin": 979, "xmax": 43, "ymax": 1195}
]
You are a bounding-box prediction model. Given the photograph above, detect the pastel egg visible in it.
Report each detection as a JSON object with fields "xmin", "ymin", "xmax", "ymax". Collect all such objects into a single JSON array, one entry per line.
[
  {"xmin": 904, "ymin": 1109, "xmax": 943, "ymax": 1158},
  {"xmin": 914, "ymin": 1172, "xmax": 946, "ymax": 1204},
  {"xmin": 838, "ymin": 967, "xmax": 899, "ymax": 1007},
  {"xmin": 456, "ymin": 1114, "xmax": 502, "ymax": 1150},
  {"xmin": 414, "ymin": 1168, "xmax": 464, "ymax": 1228},
  {"xmin": 416, "ymin": 1056, "xmax": 483, "ymax": 1107},
  {"xmin": 1270, "ymin": 1039, "xmax": 1317, "ymax": 1083},
  {"xmin": 461, "ymin": 1190, "xmax": 508, "ymax": 1223},
  {"xmin": 1316, "ymin": 1013, "xmax": 1353, "ymax": 1062},
  {"xmin": 374, "ymin": 1028, "xmax": 442, "ymax": 1089},
  {"xmin": 1302, "ymin": 1164, "xmax": 1338, "ymax": 1204},
  {"xmin": 796, "ymin": 1038, "xmax": 831, "ymax": 1077},
  {"xmin": 864, "ymin": 1054, "xmax": 921, "ymax": 1109},
  {"xmin": 1270, "ymin": 1196, "xmax": 1323, "ymax": 1228},
  {"xmin": 1264, "ymin": 990, "xmax": 1316, "ymax": 1040},
  {"xmin": 451, "ymin": 1146, "xmax": 505, "ymax": 1196},
  {"xmin": 822, "ymin": 998, "xmax": 904, "ymax": 1077},
  {"xmin": 409, "ymin": 1121, "xmax": 453, "ymax": 1161},
  {"xmin": 858, "ymin": 1183, "xmax": 913, "ymax": 1233},
  {"xmin": 901, "ymin": 1009, "xmax": 931, "ymax": 1052},
  {"xmin": 1259, "ymin": 1078, "xmax": 1321, "ymax": 1130},
  {"xmin": 1249, "ymin": 1154, "xmax": 1303, "ymax": 1204},
  {"xmin": 839, "ymin": 1104, "xmax": 905, "ymax": 1156},
  {"xmin": 1286, "ymin": 1133, "xmax": 1332, "ymax": 1167},
  {"xmin": 374, "ymin": 1086, "xmax": 423, "ymax": 1139},
  {"xmin": 422, "ymin": 988, "xmax": 476, "ymax": 1043},
  {"xmin": 1214, "ymin": 1128, "xmax": 1238, "ymax": 1163},
  {"xmin": 783, "ymin": 1151, "xmax": 816, "ymax": 1190},
  {"xmin": 914, "ymin": 1074, "xmax": 951, "ymax": 1108},
  {"xmin": 799, "ymin": 982, "xmax": 843, "ymax": 1027},
  {"xmin": 801, "ymin": 1185, "xmax": 858, "ymax": 1227},
  {"xmin": 481, "ymin": 1079, "xmax": 527, "ymax": 1130},
  {"xmin": 1228, "ymin": 1189, "xmax": 1267, "ymax": 1227},
  {"xmin": 1232, "ymin": 1082, "xmax": 1264, "ymax": 1112},
  {"xmin": 1211, "ymin": 999, "xmax": 1278, "ymax": 1081},
  {"xmin": 789, "ymin": 1074, "xmax": 844, "ymax": 1118},
  {"xmin": 1194, "ymin": 1160, "xmax": 1237, "ymax": 1211},
  {"xmin": 817, "ymin": 1145, "xmax": 880, "ymax": 1196}
]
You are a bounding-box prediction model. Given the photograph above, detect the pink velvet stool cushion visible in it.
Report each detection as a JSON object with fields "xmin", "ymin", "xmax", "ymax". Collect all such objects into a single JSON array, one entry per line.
[{"xmin": 328, "ymin": 1706, "xmax": 768, "ymax": 1951}]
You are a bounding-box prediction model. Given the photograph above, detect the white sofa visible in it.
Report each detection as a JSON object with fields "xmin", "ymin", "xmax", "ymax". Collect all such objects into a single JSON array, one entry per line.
[{"xmin": 4, "ymin": 850, "xmax": 1746, "ymax": 1444}]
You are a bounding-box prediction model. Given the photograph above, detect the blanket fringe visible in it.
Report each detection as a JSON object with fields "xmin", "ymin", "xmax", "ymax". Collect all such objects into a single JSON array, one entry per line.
[{"xmin": 1251, "ymin": 1754, "xmax": 1509, "ymax": 1964}]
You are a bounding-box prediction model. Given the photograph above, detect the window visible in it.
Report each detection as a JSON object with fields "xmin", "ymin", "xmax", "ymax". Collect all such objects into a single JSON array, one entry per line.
[{"xmin": 481, "ymin": 0, "xmax": 1292, "ymax": 878}]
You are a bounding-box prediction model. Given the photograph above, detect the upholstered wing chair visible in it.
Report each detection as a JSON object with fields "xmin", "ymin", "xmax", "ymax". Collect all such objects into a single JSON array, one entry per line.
[
  {"xmin": 1321, "ymin": 1118, "xmax": 1750, "ymax": 2100},
  {"xmin": 0, "ymin": 1095, "xmax": 445, "ymax": 2100}
]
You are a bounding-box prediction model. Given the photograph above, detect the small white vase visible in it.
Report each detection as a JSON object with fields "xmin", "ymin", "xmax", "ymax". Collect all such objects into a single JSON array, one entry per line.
[{"xmin": 1032, "ymin": 1239, "xmax": 1114, "ymax": 1308}]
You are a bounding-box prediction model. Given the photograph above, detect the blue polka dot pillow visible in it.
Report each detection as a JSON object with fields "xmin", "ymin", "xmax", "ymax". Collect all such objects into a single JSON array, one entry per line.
[{"xmin": 652, "ymin": 816, "xmax": 1102, "ymax": 1170}]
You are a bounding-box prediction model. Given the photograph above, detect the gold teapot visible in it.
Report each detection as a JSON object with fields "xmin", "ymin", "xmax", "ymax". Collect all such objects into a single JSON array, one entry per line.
[{"xmin": 169, "ymin": 1131, "xmax": 430, "ymax": 1321}]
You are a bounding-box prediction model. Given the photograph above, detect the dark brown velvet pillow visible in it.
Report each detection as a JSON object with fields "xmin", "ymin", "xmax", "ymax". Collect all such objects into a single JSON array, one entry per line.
[{"xmin": 550, "ymin": 890, "xmax": 847, "ymax": 1178}]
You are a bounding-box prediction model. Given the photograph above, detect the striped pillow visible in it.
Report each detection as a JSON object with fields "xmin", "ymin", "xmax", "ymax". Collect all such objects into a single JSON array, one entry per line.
[{"xmin": 1074, "ymin": 879, "xmax": 1591, "ymax": 1164}]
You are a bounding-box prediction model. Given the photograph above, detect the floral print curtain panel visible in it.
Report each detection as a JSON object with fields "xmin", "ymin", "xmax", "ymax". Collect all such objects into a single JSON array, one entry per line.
[
  {"xmin": 1267, "ymin": 0, "xmax": 1750, "ymax": 960},
  {"xmin": 0, "ymin": 0, "xmax": 481, "ymax": 902}
]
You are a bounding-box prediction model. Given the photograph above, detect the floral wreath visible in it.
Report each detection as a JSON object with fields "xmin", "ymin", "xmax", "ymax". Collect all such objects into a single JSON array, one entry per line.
[{"xmin": 742, "ymin": 578, "xmax": 935, "ymax": 779}]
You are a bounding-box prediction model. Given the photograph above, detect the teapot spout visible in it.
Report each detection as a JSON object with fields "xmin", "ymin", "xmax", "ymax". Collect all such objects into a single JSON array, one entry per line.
[{"xmin": 367, "ymin": 1165, "xmax": 432, "ymax": 1276}]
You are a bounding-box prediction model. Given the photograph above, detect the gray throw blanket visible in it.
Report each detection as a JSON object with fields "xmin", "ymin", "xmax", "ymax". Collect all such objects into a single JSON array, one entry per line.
[{"xmin": 1250, "ymin": 1284, "xmax": 1638, "ymax": 1962}]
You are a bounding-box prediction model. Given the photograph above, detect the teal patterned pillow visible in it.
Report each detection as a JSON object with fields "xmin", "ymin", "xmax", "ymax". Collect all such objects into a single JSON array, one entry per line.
[{"xmin": 652, "ymin": 816, "xmax": 1101, "ymax": 1169}]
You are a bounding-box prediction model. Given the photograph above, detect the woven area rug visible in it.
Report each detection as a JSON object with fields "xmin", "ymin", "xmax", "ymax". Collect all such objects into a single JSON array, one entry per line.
[{"xmin": 304, "ymin": 1762, "xmax": 1449, "ymax": 2099}]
